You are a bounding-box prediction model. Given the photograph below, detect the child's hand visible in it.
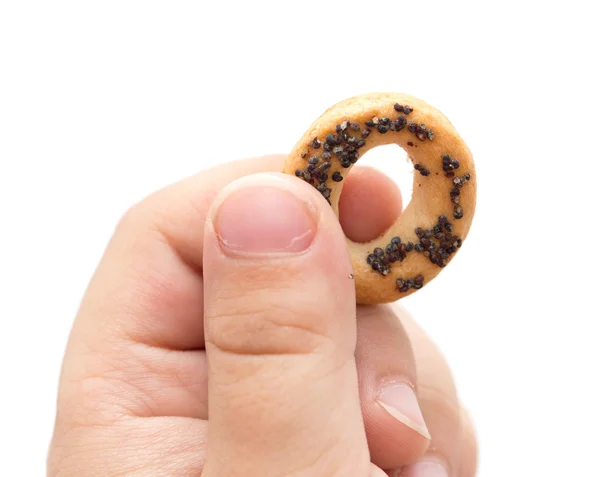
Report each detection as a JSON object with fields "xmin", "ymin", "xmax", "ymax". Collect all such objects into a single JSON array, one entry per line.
[{"xmin": 48, "ymin": 155, "xmax": 477, "ymax": 477}]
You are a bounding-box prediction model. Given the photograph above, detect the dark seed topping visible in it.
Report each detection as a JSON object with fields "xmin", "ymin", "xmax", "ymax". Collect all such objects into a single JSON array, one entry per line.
[
  {"xmin": 361, "ymin": 129, "xmax": 371, "ymax": 138},
  {"xmin": 408, "ymin": 122, "xmax": 418, "ymax": 133},
  {"xmin": 390, "ymin": 119, "xmax": 401, "ymax": 131},
  {"xmin": 311, "ymin": 137, "xmax": 321, "ymax": 149},
  {"xmin": 309, "ymin": 156, "xmax": 319, "ymax": 165},
  {"xmin": 326, "ymin": 134, "xmax": 336, "ymax": 145},
  {"xmin": 414, "ymin": 164, "xmax": 430, "ymax": 176},
  {"xmin": 332, "ymin": 171, "xmax": 343, "ymax": 182},
  {"xmin": 378, "ymin": 124, "xmax": 389, "ymax": 134},
  {"xmin": 365, "ymin": 120, "xmax": 375, "ymax": 127},
  {"xmin": 321, "ymin": 152, "xmax": 332, "ymax": 160},
  {"xmin": 453, "ymin": 205, "xmax": 464, "ymax": 219},
  {"xmin": 350, "ymin": 122, "xmax": 361, "ymax": 131},
  {"xmin": 394, "ymin": 103, "xmax": 413, "ymax": 115}
]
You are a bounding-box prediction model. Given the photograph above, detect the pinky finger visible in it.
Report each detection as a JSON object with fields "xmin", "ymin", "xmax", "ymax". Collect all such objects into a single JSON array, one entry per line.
[
  {"xmin": 457, "ymin": 408, "xmax": 478, "ymax": 477},
  {"xmin": 387, "ymin": 406, "xmax": 478, "ymax": 477}
]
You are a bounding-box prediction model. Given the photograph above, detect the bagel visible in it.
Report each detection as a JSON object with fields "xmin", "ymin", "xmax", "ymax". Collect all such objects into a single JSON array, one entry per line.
[{"xmin": 283, "ymin": 93, "xmax": 476, "ymax": 305}]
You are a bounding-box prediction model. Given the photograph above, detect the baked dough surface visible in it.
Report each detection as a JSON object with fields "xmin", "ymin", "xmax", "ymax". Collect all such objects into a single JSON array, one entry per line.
[{"xmin": 283, "ymin": 93, "xmax": 476, "ymax": 304}]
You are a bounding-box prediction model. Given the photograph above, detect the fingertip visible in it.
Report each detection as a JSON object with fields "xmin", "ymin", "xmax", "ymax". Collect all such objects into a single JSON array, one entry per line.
[
  {"xmin": 338, "ymin": 166, "xmax": 403, "ymax": 243},
  {"xmin": 355, "ymin": 306, "xmax": 429, "ymax": 470}
]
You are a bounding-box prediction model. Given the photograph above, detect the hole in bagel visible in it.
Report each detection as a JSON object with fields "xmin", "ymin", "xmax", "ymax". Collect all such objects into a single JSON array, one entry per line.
[{"xmin": 339, "ymin": 144, "xmax": 413, "ymax": 244}]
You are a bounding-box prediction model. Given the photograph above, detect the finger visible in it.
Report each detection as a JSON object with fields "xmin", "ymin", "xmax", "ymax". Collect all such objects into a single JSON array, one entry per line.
[
  {"xmin": 457, "ymin": 408, "xmax": 478, "ymax": 477},
  {"xmin": 72, "ymin": 160, "xmax": 401, "ymax": 353},
  {"xmin": 388, "ymin": 305, "xmax": 465, "ymax": 477},
  {"xmin": 201, "ymin": 173, "xmax": 371, "ymax": 476},
  {"xmin": 387, "ymin": 410, "xmax": 478, "ymax": 477},
  {"xmin": 58, "ymin": 156, "xmax": 405, "ymax": 425},
  {"xmin": 48, "ymin": 416, "xmax": 207, "ymax": 476},
  {"xmin": 71, "ymin": 154, "xmax": 285, "ymax": 353},
  {"xmin": 389, "ymin": 408, "xmax": 478, "ymax": 477},
  {"xmin": 339, "ymin": 165, "xmax": 403, "ymax": 243},
  {"xmin": 355, "ymin": 305, "xmax": 430, "ymax": 470},
  {"xmin": 54, "ymin": 156, "xmax": 286, "ymax": 437}
]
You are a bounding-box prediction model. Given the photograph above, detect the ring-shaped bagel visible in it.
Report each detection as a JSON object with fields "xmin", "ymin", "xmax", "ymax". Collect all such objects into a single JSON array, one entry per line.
[{"xmin": 283, "ymin": 92, "xmax": 476, "ymax": 305}]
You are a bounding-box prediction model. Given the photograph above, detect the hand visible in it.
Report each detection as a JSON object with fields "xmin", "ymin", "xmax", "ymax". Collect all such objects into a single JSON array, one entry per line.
[{"xmin": 48, "ymin": 155, "xmax": 477, "ymax": 476}]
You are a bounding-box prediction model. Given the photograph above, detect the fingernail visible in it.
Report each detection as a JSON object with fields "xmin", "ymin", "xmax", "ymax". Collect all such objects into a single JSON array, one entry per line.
[
  {"xmin": 398, "ymin": 458, "xmax": 448, "ymax": 477},
  {"xmin": 377, "ymin": 382, "xmax": 430, "ymax": 439},
  {"xmin": 214, "ymin": 177, "xmax": 317, "ymax": 256}
]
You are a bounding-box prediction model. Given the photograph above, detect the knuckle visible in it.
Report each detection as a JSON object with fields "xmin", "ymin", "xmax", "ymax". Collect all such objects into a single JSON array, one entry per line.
[
  {"xmin": 114, "ymin": 196, "xmax": 162, "ymax": 239},
  {"xmin": 207, "ymin": 298, "xmax": 335, "ymax": 357},
  {"xmin": 115, "ymin": 199, "xmax": 150, "ymax": 233},
  {"xmin": 206, "ymin": 270, "xmax": 340, "ymax": 357}
]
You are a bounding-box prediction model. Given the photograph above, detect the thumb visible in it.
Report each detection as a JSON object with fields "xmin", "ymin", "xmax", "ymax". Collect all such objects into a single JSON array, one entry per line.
[{"xmin": 202, "ymin": 173, "xmax": 372, "ymax": 477}]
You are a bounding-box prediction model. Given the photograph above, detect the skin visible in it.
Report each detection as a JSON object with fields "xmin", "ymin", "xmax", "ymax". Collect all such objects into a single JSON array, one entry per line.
[{"xmin": 48, "ymin": 155, "xmax": 478, "ymax": 477}]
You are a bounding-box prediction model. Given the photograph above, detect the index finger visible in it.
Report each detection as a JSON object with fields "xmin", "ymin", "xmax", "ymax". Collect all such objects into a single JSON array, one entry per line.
[{"xmin": 68, "ymin": 155, "xmax": 404, "ymax": 352}]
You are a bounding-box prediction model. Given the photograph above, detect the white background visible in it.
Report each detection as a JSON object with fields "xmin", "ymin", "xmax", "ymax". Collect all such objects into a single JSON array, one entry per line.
[{"xmin": 1, "ymin": 1, "xmax": 599, "ymax": 475}]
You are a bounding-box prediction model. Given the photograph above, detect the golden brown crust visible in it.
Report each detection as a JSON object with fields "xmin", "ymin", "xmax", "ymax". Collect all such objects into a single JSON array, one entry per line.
[{"xmin": 283, "ymin": 92, "xmax": 476, "ymax": 304}]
